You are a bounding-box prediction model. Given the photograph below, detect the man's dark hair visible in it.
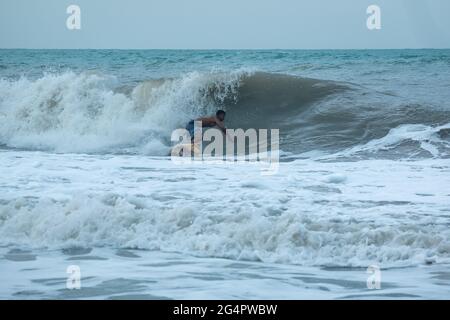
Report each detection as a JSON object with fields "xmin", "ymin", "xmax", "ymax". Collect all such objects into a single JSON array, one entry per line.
[{"xmin": 216, "ymin": 110, "xmax": 226, "ymax": 117}]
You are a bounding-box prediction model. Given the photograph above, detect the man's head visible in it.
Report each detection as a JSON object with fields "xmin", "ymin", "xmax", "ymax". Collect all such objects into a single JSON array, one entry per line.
[{"xmin": 216, "ymin": 110, "xmax": 226, "ymax": 121}]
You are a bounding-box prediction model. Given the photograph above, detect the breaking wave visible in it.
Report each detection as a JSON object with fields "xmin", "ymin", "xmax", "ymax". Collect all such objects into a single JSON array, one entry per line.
[{"xmin": 1, "ymin": 70, "xmax": 449, "ymax": 158}]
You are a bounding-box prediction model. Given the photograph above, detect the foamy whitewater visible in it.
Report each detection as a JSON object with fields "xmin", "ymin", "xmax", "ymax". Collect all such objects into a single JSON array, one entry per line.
[{"xmin": 1, "ymin": 50, "xmax": 450, "ymax": 299}]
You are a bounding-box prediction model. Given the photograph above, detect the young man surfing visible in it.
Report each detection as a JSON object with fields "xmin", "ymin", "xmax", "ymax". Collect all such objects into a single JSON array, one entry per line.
[{"xmin": 185, "ymin": 110, "xmax": 227, "ymax": 142}]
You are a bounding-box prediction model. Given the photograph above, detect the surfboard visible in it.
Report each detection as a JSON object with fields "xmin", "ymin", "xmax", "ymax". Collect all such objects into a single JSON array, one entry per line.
[{"xmin": 170, "ymin": 143, "xmax": 201, "ymax": 157}]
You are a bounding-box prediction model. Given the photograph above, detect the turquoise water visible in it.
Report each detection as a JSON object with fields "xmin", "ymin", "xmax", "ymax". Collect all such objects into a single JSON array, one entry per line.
[{"xmin": 1, "ymin": 49, "xmax": 450, "ymax": 86}]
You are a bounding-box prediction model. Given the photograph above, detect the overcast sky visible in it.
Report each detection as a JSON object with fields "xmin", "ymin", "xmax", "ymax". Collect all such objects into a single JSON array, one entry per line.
[{"xmin": 1, "ymin": 0, "xmax": 449, "ymax": 49}]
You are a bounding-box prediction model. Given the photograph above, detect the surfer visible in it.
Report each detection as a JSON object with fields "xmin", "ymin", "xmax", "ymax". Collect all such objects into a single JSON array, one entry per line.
[
  {"xmin": 185, "ymin": 110, "xmax": 227, "ymax": 142},
  {"xmin": 170, "ymin": 110, "xmax": 228, "ymax": 157}
]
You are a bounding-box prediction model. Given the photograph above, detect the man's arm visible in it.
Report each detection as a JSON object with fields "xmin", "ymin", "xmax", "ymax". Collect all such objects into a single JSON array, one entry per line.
[{"xmin": 196, "ymin": 116, "xmax": 227, "ymax": 135}]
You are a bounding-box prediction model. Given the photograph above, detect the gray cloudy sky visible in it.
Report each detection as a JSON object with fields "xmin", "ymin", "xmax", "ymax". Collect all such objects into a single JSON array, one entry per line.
[{"xmin": 1, "ymin": 0, "xmax": 449, "ymax": 49}]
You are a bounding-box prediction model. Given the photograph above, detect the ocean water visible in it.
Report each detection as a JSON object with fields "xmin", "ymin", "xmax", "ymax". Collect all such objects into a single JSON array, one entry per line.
[{"xmin": 0, "ymin": 49, "xmax": 450, "ymax": 299}]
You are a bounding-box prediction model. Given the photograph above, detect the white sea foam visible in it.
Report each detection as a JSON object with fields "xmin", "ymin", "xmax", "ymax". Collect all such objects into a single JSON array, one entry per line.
[
  {"xmin": 1, "ymin": 151, "xmax": 449, "ymax": 268},
  {"xmin": 321, "ymin": 123, "xmax": 450, "ymax": 160},
  {"xmin": 0, "ymin": 70, "xmax": 248, "ymax": 154}
]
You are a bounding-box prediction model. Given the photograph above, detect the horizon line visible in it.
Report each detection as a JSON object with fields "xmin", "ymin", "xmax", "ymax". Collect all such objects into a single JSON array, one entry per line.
[{"xmin": 1, "ymin": 47, "xmax": 450, "ymax": 51}]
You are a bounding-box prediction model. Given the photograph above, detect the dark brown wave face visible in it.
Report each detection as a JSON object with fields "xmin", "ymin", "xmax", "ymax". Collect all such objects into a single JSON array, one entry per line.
[
  {"xmin": 223, "ymin": 72, "xmax": 347, "ymax": 127},
  {"xmin": 217, "ymin": 72, "xmax": 450, "ymax": 158}
]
